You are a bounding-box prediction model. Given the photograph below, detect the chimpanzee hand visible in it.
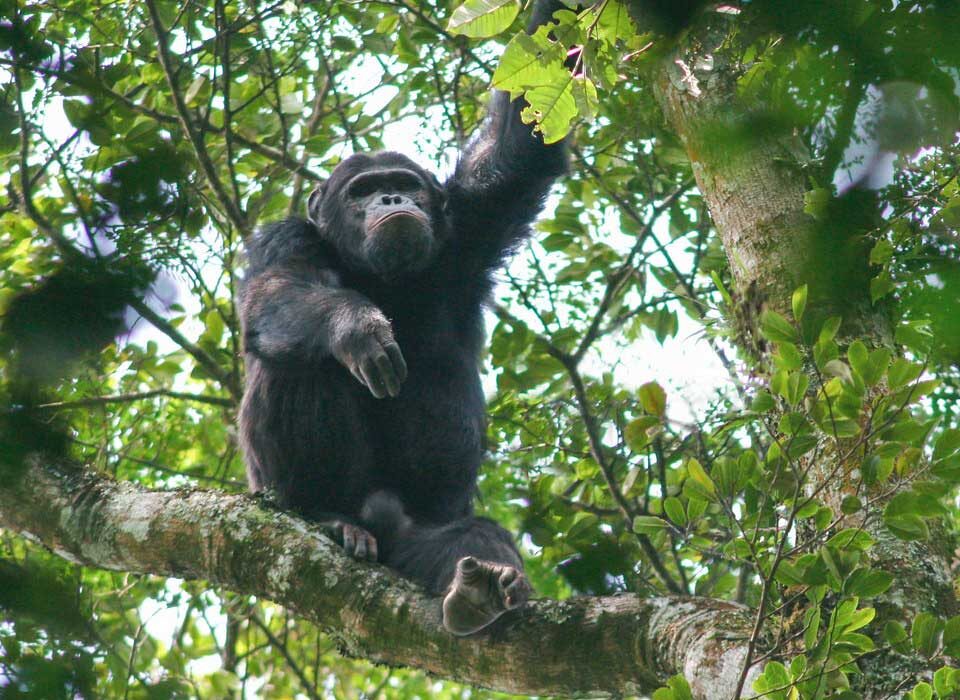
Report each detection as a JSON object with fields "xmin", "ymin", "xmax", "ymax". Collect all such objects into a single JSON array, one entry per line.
[{"xmin": 332, "ymin": 317, "xmax": 408, "ymax": 399}]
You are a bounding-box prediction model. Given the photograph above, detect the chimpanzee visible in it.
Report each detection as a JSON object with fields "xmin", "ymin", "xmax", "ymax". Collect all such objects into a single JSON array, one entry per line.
[{"xmin": 238, "ymin": 1, "xmax": 567, "ymax": 635}]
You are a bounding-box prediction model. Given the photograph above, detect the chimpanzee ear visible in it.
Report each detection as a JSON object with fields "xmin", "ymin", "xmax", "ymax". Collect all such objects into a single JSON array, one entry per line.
[
  {"xmin": 427, "ymin": 172, "xmax": 449, "ymax": 213},
  {"xmin": 306, "ymin": 182, "xmax": 326, "ymax": 226}
]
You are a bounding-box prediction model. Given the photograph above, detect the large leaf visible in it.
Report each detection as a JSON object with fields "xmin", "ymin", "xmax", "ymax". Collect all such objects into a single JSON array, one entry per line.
[{"xmin": 447, "ymin": 0, "xmax": 520, "ymax": 38}]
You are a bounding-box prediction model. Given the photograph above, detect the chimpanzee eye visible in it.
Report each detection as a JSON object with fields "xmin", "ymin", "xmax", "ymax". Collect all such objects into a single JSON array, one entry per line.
[
  {"xmin": 393, "ymin": 173, "xmax": 423, "ymax": 192},
  {"xmin": 348, "ymin": 179, "xmax": 379, "ymax": 198}
]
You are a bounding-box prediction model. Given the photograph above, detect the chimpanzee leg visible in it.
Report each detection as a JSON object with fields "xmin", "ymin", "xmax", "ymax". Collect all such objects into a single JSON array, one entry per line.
[
  {"xmin": 361, "ymin": 493, "xmax": 532, "ymax": 635},
  {"xmin": 240, "ymin": 361, "xmax": 379, "ymax": 561}
]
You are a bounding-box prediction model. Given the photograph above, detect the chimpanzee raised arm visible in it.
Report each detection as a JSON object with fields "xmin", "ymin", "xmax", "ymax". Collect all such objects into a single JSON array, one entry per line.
[{"xmin": 239, "ymin": 0, "xmax": 568, "ymax": 635}]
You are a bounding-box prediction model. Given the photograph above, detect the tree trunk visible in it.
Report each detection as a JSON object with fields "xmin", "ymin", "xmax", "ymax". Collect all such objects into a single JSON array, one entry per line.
[{"xmin": 652, "ymin": 9, "xmax": 957, "ymax": 696}]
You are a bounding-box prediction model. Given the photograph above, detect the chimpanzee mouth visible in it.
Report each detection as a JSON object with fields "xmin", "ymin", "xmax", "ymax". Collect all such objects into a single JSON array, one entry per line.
[{"xmin": 372, "ymin": 210, "xmax": 427, "ymax": 230}]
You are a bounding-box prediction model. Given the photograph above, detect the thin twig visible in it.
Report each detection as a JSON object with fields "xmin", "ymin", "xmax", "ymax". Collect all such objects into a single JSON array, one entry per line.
[{"xmin": 33, "ymin": 390, "xmax": 233, "ymax": 410}]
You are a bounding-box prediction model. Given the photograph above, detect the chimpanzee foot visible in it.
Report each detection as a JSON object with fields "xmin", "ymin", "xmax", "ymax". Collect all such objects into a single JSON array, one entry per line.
[
  {"xmin": 442, "ymin": 556, "xmax": 531, "ymax": 636},
  {"xmin": 323, "ymin": 521, "xmax": 378, "ymax": 562}
]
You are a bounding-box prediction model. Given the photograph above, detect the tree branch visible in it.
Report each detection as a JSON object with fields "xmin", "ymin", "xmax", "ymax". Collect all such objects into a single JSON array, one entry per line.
[
  {"xmin": 0, "ymin": 454, "xmax": 759, "ymax": 698},
  {"xmin": 129, "ymin": 299, "xmax": 241, "ymax": 400},
  {"xmin": 33, "ymin": 390, "xmax": 233, "ymax": 410}
]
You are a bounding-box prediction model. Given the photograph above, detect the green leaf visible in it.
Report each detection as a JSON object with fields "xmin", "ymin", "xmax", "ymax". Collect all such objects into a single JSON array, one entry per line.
[
  {"xmin": 750, "ymin": 390, "xmax": 775, "ymax": 413},
  {"xmin": 870, "ymin": 274, "xmax": 895, "ymax": 302},
  {"xmin": 819, "ymin": 316, "xmax": 842, "ymax": 344},
  {"xmin": 813, "ymin": 336, "xmax": 839, "ymax": 368},
  {"xmin": 639, "ymin": 381, "xmax": 667, "ymax": 416},
  {"xmin": 624, "ymin": 416, "xmax": 658, "ymax": 451},
  {"xmin": 753, "ymin": 660, "xmax": 791, "ymax": 694},
  {"xmin": 862, "ymin": 347, "xmax": 892, "ymax": 386},
  {"xmin": 775, "ymin": 560, "xmax": 804, "ymax": 585},
  {"xmin": 633, "ymin": 515, "xmax": 669, "ymax": 535},
  {"xmin": 786, "ymin": 435, "xmax": 818, "ymax": 460},
  {"xmin": 823, "ymin": 359, "xmax": 854, "ymax": 384},
  {"xmin": 841, "ymin": 607, "xmax": 876, "ymax": 633},
  {"xmin": 886, "ymin": 416, "xmax": 936, "ymax": 444},
  {"xmin": 837, "ymin": 631, "xmax": 875, "ymax": 652},
  {"xmin": 652, "ymin": 675, "xmax": 693, "ymax": 700},
  {"xmin": 912, "ymin": 612, "xmax": 944, "ymax": 658},
  {"xmin": 574, "ymin": 458, "xmax": 599, "ymax": 480},
  {"xmin": 933, "ymin": 666, "xmax": 960, "ymax": 697},
  {"xmin": 943, "ymin": 616, "xmax": 960, "ymax": 657},
  {"xmin": 521, "ymin": 78, "xmax": 578, "ymax": 144},
  {"xmin": 492, "ymin": 31, "xmax": 565, "ymax": 97},
  {"xmin": 934, "ymin": 428, "xmax": 960, "ymax": 461},
  {"xmin": 621, "ymin": 467, "xmax": 642, "ymax": 496},
  {"xmin": 280, "ymin": 93, "xmax": 304, "ymax": 115},
  {"xmin": 686, "ymin": 497, "xmax": 708, "ymax": 521},
  {"xmin": 814, "ymin": 506, "xmax": 834, "ymax": 530},
  {"xmin": 870, "ymin": 238, "xmax": 894, "ymax": 265},
  {"xmin": 571, "ymin": 75, "xmax": 599, "ymax": 123},
  {"xmin": 652, "ymin": 307, "xmax": 679, "ymax": 344},
  {"xmin": 774, "ymin": 342, "xmax": 803, "ymax": 371},
  {"xmin": 447, "ymin": 0, "xmax": 520, "ymax": 37},
  {"xmin": 840, "ymin": 495, "xmax": 862, "ymax": 514},
  {"xmin": 843, "ymin": 568, "xmax": 892, "ymax": 597},
  {"xmin": 184, "ymin": 75, "xmax": 207, "ymax": 106},
  {"xmin": 770, "ymin": 369, "xmax": 788, "ymax": 397},
  {"xmin": 663, "ymin": 497, "xmax": 686, "ymax": 526},
  {"xmin": 804, "ymin": 187, "xmax": 831, "ymax": 219},
  {"xmin": 785, "ymin": 372, "xmax": 809, "ymax": 407},
  {"xmin": 884, "ymin": 620, "xmax": 909, "ymax": 645},
  {"xmin": 885, "ymin": 513, "xmax": 929, "ymax": 541},
  {"xmin": 685, "ymin": 458, "xmax": 716, "ymax": 498},
  {"xmin": 591, "ymin": 0, "xmax": 637, "ymax": 44},
  {"xmin": 804, "ymin": 605, "xmax": 821, "ymax": 649},
  {"xmin": 375, "ymin": 13, "xmax": 400, "ymax": 33},
  {"xmin": 778, "ymin": 411, "xmax": 807, "ymax": 436},
  {"xmin": 792, "ymin": 284, "xmax": 808, "ymax": 322},
  {"xmin": 760, "ymin": 310, "xmax": 798, "ymax": 343},
  {"xmin": 847, "ymin": 340, "xmax": 869, "ymax": 380},
  {"xmin": 203, "ymin": 309, "xmax": 225, "ymax": 342},
  {"xmin": 826, "ymin": 529, "xmax": 875, "ymax": 551},
  {"xmin": 711, "ymin": 271, "xmax": 733, "ymax": 306},
  {"xmin": 887, "ymin": 357, "xmax": 923, "ymax": 391}
]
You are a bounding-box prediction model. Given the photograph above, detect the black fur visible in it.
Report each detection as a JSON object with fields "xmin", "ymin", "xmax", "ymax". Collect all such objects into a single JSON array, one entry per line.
[
  {"xmin": 360, "ymin": 491, "xmax": 523, "ymax": 595},
  {"xmin": 238, "ymin": 2, "xmax": 566, "ymax": 600}
]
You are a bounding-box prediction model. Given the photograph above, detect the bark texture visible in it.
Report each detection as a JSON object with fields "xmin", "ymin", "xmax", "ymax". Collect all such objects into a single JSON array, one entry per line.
[
  {"xmin": 652, "ymin": 13, "xmax": 888, "ymax": 349},
  {"xmin": 0, "ymin": 454, "xmax": 757, "ymax": 698}
]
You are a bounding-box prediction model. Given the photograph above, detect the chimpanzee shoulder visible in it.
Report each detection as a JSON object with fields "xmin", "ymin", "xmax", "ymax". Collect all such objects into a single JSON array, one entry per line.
[{"xmin": 244, "ymin": 218, "xmax": 342, "ymax": 277}]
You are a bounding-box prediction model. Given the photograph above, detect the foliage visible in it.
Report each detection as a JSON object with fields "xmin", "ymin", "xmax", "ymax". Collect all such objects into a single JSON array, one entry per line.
[{"xmin": 0, "ymin": 0, "xmax": 958, "ymax": 698}]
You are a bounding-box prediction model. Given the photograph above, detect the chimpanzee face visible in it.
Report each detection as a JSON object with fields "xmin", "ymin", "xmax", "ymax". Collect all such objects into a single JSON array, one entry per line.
[{"xmin": 307, "ymin": 152, "xmax": 446, "ymax": 279}]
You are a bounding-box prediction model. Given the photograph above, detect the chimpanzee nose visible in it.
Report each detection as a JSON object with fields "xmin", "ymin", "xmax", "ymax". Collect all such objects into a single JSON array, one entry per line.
[{"xmin": 381, "ymin": 195, "xmax": 403, "ymax": 205}]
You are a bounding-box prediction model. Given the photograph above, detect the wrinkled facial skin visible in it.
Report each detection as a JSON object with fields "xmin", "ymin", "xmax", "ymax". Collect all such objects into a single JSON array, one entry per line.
[{"xmin": 308, "ymin": 153, "xmax": 445, "ymax": 279}]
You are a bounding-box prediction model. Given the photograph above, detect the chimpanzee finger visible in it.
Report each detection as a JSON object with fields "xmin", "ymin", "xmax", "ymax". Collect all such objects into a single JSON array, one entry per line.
[
  {"xmin": 374, "ymin": 352, "xmax": 400, "ymax": 397},
  {"xmin": 348, "ymin": 363, "xmax": 366, "ymax": 388},
  {"xmin": 341, "ymin": 523, "xmax": 356, "ymax": 554},
  {"xmin": 359, "ymin": 358, "xmax": 387, "ymax": 399},
  {"xmin": 353, "ymin": 530, "xmax": 368, "ymax": 560},
  {"xmin": 385, "ymin": 342, "xmax": 407, "ymax": 383}
]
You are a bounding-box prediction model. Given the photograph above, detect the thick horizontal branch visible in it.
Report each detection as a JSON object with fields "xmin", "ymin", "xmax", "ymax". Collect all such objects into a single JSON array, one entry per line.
[{"xmin": 0, "ymin": 455, "xmax": 758, "ymax": 697}]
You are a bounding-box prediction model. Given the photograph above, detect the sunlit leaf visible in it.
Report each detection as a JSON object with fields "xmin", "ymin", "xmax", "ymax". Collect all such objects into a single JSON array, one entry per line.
[{"xmin": 447, "ymin": 0, "xmax": 520, "ymax": 37}]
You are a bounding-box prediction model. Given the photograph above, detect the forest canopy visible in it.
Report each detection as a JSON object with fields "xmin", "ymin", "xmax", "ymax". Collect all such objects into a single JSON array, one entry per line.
[{"xmin": 0, "ymin": 0, "xmax": 959, "ymax": 698}]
